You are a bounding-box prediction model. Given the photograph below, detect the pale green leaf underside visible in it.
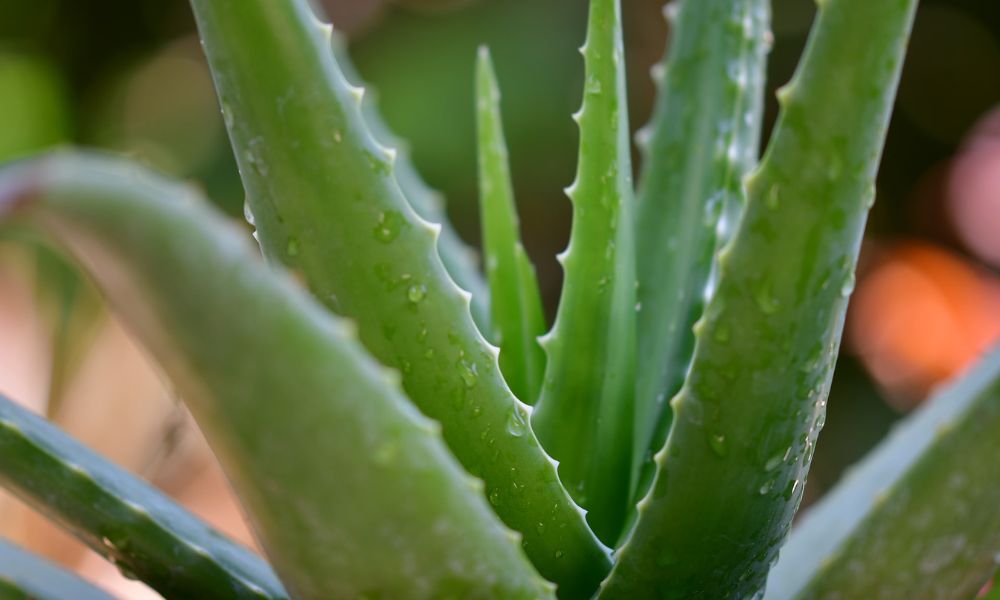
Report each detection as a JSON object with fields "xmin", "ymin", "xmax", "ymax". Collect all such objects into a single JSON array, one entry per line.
[
  {"xmin": 766, "ymin": 347, "xmax": 1000, "ymax": 599},
  {"xmin": 0, "ymin": 393, "xmax": 287, "ymax": 599},
  {"xmin": 475, "ymin": 46, "xmax": 547, "ymax": 405},
  {"xmin": 0, "ymin": 152, "xmax": 554, "ymax": 600}
]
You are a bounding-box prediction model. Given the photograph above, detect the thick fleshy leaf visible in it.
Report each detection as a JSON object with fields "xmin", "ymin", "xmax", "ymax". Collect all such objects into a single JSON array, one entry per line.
[
  {"xmin": 631, "ymin": 0, "xmax": 770, "ymax": 506},
  {"xmin": 189, "ymin": 0, "xmax": 610, "ymax": 594},
  {"xmin": 327, "ymin": 33, "xmax": 491, "ymax": 330},
  {"xmin": 766, "ymin": 348, "xmax": 1000, "ymax": 599},
  {"xmin": 601, "ymin": 0, "xmax": 918, "ymax": 596},
  {"xmin": 0, "ymin": 538, "xmax": 113, "ymax": 600},
  {"xmin": 0, "ymin": 393, "xmax": 287, "ymax": 599},
  {"xmin": 531, "ymin": 0, "xmax": 636, "ymax": 545},
  {"xmin": 0, "ymin": 153, "xmax": 554, "ymax": 600},
  {"xmin": 475, "ymin": 47, "xmax": 546, "ymax": 405}
]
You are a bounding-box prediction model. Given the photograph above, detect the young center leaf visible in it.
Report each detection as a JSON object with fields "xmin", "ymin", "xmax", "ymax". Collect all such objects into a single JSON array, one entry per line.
[
  {"xmin": 475, "ymin": 47, "xmax": 547, "ymax": 405},
  {"xmin": 530, "ymin": 0, "xmax": 637, "ymax": 546}
]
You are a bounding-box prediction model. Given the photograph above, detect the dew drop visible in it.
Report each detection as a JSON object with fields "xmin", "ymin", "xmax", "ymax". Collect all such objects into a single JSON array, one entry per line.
[
  {"xmin": 585, "ymin": 76, "xmax": 602, "ymax": 95},
  {"xmin": 765, "ymin": 185, "xmax": 780, "ymax": 210},
  {"xmin": 244, "ymin": 140, "xmax": 269, "ymax": 176},
  {"xmin": 865, "ymin": 183, "xmax": 877, "ymax": 209},
  {"xmin": 554, "ymin": 550, "xmax": 564, "ymax": 560},
  {"xmin": 708, "ymin": 433, "xmax": 728, "ymax": 458},
  {"xmin": 506, "ymin": 408, "xmax": 527, "ymax": 437},
  {"xmin": 783, "ymin": 479, "xmax": 801, "ymax": 501},
  {"xmin": 758, "ymin": 480, "xmax": 774, "ymax": 495},
  {"xmin": 407, "ymin": 284, "xmax": 427, "ymax": 304},
  {"xmin": 839, "ymin": 271, "xmax": 856, "ymax": 297},
  {"xmin": 488, "ymin": 489, "xmax": 501, "ymax": 506},
  {"xmin": 221, "ymin": 103, "xmax": 235, "ymax": 129},
  {"xmin": 458, "ymin": 360, "xmax": 479, "ymax": 388},
  {"xmin": 764, "ymin": 452, "xmax": 784, "ymax": 472},
  {"xmin": 755, "ymin": 282, "xmax": 780, "ymax": 314},
  {"xmin": 373, "ymin": 211, "xmax": 405, "ymax": 243}
]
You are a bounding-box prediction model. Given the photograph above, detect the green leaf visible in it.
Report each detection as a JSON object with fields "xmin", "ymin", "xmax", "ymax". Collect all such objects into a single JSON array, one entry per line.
[
  {"xmin": 189, "ymin": 0, "xmax": 610, "ymax": 594},
  {"xmin": 631, "ymin": 0, "xmax": 770, "ymax": 506},
  {"xmin": 329, "ymin": 33, "xmax": 491, "ymax": 330},
  {"xmin": 983, "ymin": 581, "xmax": 1000, "ymax": 600},
  {"xmin": 0, "ymin": 393, "xmax": 287, "ymax": 599},
  {"xmin": 601, "ymin": 0, "xmax": 918, "ymax": 596},
  {"xmin": 531, "ymin": 0, "xmax": 636, "ymax": 546},
  {"xmin": 0, "ymin": 152, "xmax": 555, "ymax": 600},
  {"xmin": 766, "ymin": 348, "xmax": 1000, "ymax": 599},
  {"xmin": 0, "ymin": 538, "xmax": 113, "ymax": 600},
  {"xmin": 474, "ymin": 46, "xmax": 546, "ymax": 405}
]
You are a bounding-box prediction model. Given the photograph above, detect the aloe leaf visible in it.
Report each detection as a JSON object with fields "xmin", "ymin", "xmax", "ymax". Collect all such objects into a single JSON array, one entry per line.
[
  {"xmin": 0, "ymin": 152, "xmax": 556, "ymax": 599},
  {"xmin": 474, "ymin": 47, "xmax": 546, "ymax": 405},
  {"xmin": 529, "ymin": 0, "xmax": 636, "ymax": 546},
  {"xmin": 0, "ymin": 538, "xmax": 113, "ymax": 600},
  {"xmin": 328, "ymin": 33, "xmax": 491, "ymax": 329},
  {"xmin": 765, "ymin": 348, "xmax": 1000, "ymax": 599},
  {"xmin": 601, "ymin": 0, "xmax": 918, "ymax": 596},
  {"xmin": 631, "ymin": 0, "xmax": 770, "ymax": 505},
  {"xmin": 189, "ymin": 1, "xmax": 610, "ymax": 594},
  {"xmin": 0, "ymin": 393, "xmax": 287, "ymax": 599}
]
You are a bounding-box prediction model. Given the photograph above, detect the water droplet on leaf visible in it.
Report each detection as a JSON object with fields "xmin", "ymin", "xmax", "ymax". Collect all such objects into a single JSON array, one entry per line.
[
  {"xmin": 708, "ymin": 433, "xmax": 728, "ymax": 457},
  {"xmin": 373, "ymin": 211, "xmax": 405, "ymax": 243},
  {"xmin": 506, "ymin": 408, "xmax": 527, "ymax": 437},
  {"xmin": 407, "ymin": 284, "xmax": 427, "ymax": 304}
]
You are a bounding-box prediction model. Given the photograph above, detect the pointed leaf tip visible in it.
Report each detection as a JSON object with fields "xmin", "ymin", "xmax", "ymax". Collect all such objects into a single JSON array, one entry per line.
[{"xmin": 475, "ymin": 46, "xmax": 547, "ymax": 405}]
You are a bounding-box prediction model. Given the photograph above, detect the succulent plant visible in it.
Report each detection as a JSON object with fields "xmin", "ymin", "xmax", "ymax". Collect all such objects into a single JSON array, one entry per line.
[{"xmin": 1, "ymin": 0, "xmax": 997, "ymax": 598}]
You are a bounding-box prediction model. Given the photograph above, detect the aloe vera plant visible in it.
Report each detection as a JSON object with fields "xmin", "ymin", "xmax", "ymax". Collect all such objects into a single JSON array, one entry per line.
[{"xmin": 0, "ymin": 0, "xmax": 997, "ymax": 598}]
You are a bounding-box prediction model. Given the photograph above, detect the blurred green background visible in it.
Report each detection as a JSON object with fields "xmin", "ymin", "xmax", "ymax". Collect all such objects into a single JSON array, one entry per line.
[{"xmin": 1, "ymin": 0, "xmax": 999, "ymax": 506}]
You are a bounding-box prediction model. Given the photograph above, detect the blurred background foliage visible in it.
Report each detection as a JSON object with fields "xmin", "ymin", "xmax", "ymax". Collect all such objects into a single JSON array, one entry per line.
[{"xmin": 0, "ymin": 0, "xmax": 998, "ymax": 596}]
